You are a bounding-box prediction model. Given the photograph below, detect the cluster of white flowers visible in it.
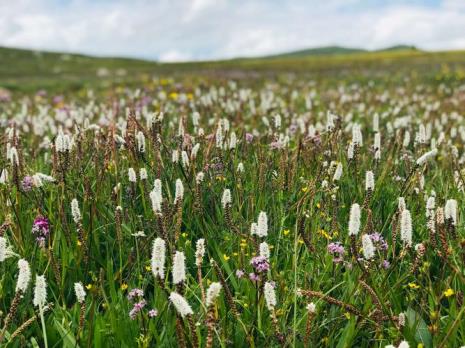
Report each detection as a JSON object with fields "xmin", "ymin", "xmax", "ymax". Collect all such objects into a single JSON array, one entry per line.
[
  {"xmin": 151, "ymin": 238, "xmax": 166, "ymax": 279},
  {"xmin": 0, "ymin": 237, "xmax": 16, "ymax": 262},
  {"xmin": 128, "ymin": 168, "xmax": 137, "ymax": 182},
  {"xmin": 55, "ymin": 132, "xmax": 73, "ymax": 153},
  {"xmin": 259, "ymin": 242, "xmax": 270, "ymax": 260},
  {"xmin": 333, "ymin": 163, "xmax": 343, "ymax": 182},
  {"xmin": 445, "ymin": 199, "xmax": 457, "ymax": 225},
  {"xmin": 206, "ymin": 282, "xmax": 222, "ymax": 307},
  {"xmin": 181, "ymin": 151, "xmax": 189, "ymax": 168},
  {"xmin": 264, "ymin": 282, "xmax": 277, "ymax": 311},
  {"xmin": 150, "ymin": 179, "xmax": 163, "ymax": 214},
  {"xmin": 348, "ymin": 203, "xmax": 361, "ymax": 236},
  {"xmin": 16, "ymin": 258, "xmax": 31, "ymax": 293},
  {"xmin": 74, "ymin": 282, "xmax": 86, "ymax": 303},
  {"xmin": 362, "ymin": 235, "xmax": 375, "ymax": 260},
  {"xmin": 251, "ymin": 211, "xmax": 268, "ymax": 237},
  {"xmin": 196, "ymin": 172, "xmax": 205, "ymax": 184},
  {"xmin": 31, "ymin": 173, "xmax": 56, "ymax": 187},
  {"xmin": 33, "ymin": 275, "xmax": 47, "ymax": 307},
  {"xmin": 172, "ymin": 251, "xmax": 186, "ymax": 285},
  {"xmin": 174, "ymin": 179, "xmax": 184, "ymax": 204},
  {"xmin": 7, "ymin": 146, "xmax": 19, "ymax": 165},
  {"xmin": 169, "ymin": 292, "xmax": 193, "ymax": 317},
  {"xmin": 195, "ymin": 239, "xmax": 205, "ymax": 267},
  {"xmin": 71, "ymin": 198, "xmax": 81, "ymax": 223},
  {"xmin": 416, "ymin": 148, "xmax": 437, "ymax": 166},
  {"xmin": 400, "ymin": 209, "xmax": 412, "ymax": 246},
  {"xmin": 172, "ymin": 149, "xmax": 179, "ymax": 163},
  {"xmin": 136, "ymin": 131, "xmax": 145, "ymax": 153},
  {"xmin": 352, "ymin": 123, "xmax": 363, "ymax": 146},
  {"xmin": 221, "ymin": 189, "xmax": 231, "ymax": 209},
  {"xmin": 365, "ymin": 171, "xmax": 375, "ymax": 192}
]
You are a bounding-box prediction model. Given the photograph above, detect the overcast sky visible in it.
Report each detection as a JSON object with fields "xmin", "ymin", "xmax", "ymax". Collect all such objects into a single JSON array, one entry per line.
[{"xmin": 1, "ymin": 0, "xmax": 465, "ymax": 62}]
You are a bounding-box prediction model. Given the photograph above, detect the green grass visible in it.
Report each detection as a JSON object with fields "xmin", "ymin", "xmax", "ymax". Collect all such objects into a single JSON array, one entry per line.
[{"xmin": 0, "ymin": 46, "xmax": 464, "ymax": 347}]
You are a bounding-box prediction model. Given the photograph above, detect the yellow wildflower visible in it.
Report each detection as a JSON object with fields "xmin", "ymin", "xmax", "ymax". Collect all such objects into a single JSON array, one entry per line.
[{"xmin": 444, "ymin": 288, "xmax": 455, "ymax": 297}]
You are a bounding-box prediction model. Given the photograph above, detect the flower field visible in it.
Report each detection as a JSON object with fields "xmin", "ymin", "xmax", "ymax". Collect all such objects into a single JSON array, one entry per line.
[{"xmin": 1, "ymin": 52, "xmax": 465, "ymax": 347}]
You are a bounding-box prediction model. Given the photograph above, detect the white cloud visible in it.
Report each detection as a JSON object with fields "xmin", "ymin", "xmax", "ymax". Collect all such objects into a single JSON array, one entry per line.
[
  {"xmin": 159, "ymin": 50, "xmax": 193, "ymax": 62},
  {"xmin": 0, "ymin": 0, "xmax": 464, "ymax": 61}
]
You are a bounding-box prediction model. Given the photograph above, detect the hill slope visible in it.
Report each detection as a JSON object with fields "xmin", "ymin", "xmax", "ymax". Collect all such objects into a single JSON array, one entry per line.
[{"xmin": 0, "ymin": 45, "xmax": 464, "ymax": 93}]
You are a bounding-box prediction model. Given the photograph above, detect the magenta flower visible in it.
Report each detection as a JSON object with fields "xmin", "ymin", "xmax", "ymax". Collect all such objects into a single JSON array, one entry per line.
[
  {"xmin": 327, "ymin": 242, "xmax": 345, "ymax": 263},
  {"xmin": 32, "ymin": 216, "xmax": 50, "ymax": 246},
  {"xmin": 249, "ymin": 273, "xmax": 259, "ymax": 282},
  {"xmin": 127, "ymin": 288, "xmax": 144, "ymax": 301},
  {"xmin": 129, "ymin": 300, "xmax": 146, "ymax": 320},
  {"xmin": 250, "ymin": 256, "xmax": 270, "ymax": 273},
  {"xmin": 236, "ymin": 269, "xmax": 245, "ymax": 278},
  {"xmin": 21, "ymin": 176, "xmax": 34, "ymax": 192}
]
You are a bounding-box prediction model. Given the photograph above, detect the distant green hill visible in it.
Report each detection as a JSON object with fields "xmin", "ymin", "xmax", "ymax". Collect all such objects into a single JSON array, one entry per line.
[
  {"xmin": 262, "ymin": 45, "xmax": 419, "ymax": 59},
  {"xmin": 1, "ymin": 45, "xmax": 464, "ymax": 93},
  {"xmin": 263, "ymin": 46, "xmax": 367, "ymax": 59}
]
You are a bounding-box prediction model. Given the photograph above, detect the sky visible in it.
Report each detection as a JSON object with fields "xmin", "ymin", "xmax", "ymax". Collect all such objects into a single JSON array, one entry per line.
[{"xmin": 1, "ymin": 0, "xmax": 465, "ymax": 62}]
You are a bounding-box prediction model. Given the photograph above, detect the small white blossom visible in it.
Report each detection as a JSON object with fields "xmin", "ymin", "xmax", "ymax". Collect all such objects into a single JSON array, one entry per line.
[
  {"xmin": 74, "ymin": 282, "xmax": 86, "ymax": 303},
  {"xmin": 195, "ymin": 239, "xmax": 205, "ymax": 267},
  {"xmin": 16, "ymin": 259, "xmax": 31, "ymax": 293},
  {"xmin": 362, "ymin": 235, "xmax": 375, "ymax": 260},
  {"xmin": 264, "ymin": 282, "xmax": 277, "ymax": 311},
  {"xmin": 348, "ymin": 203, "xmax": 361, "ymax": 236},
  {"xmin": 33, "ymin": 275, "xmax": 47, "ymax": 307},
  {"xmin": 172, "ymin": 251, "xmax": 186, "ymax": 285},
  {"xmin": 206, "ymin": 282, "xmax": 222, "ymax": 307},
  {"xmin": 257, "ymin": 211, "xmax": 268, "ymax": 237},
  {"xmin": 400, "ymin": 209, "xmax": 412, "ymax": 246},
  {"xmin": 169, "ymin": 292, "xmax": 193, "ymax": 317},
  {"xmin": 128, "ymin": 168, "xmax": 137, "ymax": 183},
  {"xmin": 151, "ymin": 238, "xmax": 166, "ymax": 279},
  {"xmin": 221, "ymin": 189, "xmax": 231, "ymax": 209}
]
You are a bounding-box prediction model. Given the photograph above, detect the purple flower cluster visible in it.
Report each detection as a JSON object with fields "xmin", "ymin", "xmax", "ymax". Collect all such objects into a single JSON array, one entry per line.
[
  {"xmin": 127, "ymin": 288, "xmax": 157, "ymax": 320},
  {"xmin": 236, "ymin": 269, "xmax": 245, "ymax": 278},
  {"xmin": 129, "ymin": 300, "xmax": 146, "ymax": 320},
  {"xmin": 21, "ymin": 176, "xmax": 34, "ymax": 192},
  {"xmin": 127, "ymin": 288, "xmax": 144, "ymax": 301},
  {"xmin": 250, "ymin": 256, "xmax": 270, "ymax": 273},
  {"xmin": 249, "ymin": 273, "xmax": 260, "ymax": 282},
  {"xmin": 327, "ymin": 242, "xmax": 345, "ymax": 263},
  {"xmin": 32, "ymin": 216, "xmax": 50, "ymax": 246},
  {"xmin": 369, "ymin": 232, "xmax": 388, "ymax": 251}
]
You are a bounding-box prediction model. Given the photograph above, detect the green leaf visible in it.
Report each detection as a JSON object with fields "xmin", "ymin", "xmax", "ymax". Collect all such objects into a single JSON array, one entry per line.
[{"xmin": 406, "ymin": 307, "xmax": 432, "ymax": 348}]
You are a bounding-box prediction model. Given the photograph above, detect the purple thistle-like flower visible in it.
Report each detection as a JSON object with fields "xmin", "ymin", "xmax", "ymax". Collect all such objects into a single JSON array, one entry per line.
[
  {"xmin": 21, "ymin": 176, "xmax": 34, "ymax": 192},
  {"xmin": 250, "ymin": 256, "xmax": 270, "ymax": 273},
  {"xmin": 127, "ymin": 288, "xmax": 144, "ymax": 301},
  {"xmin": 129, "ymin": 300, "xmax": 146, "ymax": 320},
  {"xmin": 249, "ymin": 273, "xmax": 259, "ymax": 281},
  {"xmin": 327, "ymin": 242, "xmax": 345, "ymax": 264},
  {"xmin": 369, "ymin": 232, "xmax": 388, "ymax": 251},
  {"xmin": 236, "ymin": 269, "xmax": 245, "ymax": 278},
  {"xmin": 31, "ymin": 216, "xmax": 50, "ymax": 246},
  {"xmin": 382, "ymin": 260, "xmax": 390, "ymax": 269}
]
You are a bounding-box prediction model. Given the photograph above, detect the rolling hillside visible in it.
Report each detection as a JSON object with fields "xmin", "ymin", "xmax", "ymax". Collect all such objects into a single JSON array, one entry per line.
[{"xmin": 0, "ymin": 45, "xmax": 464, "ymax": 93}]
